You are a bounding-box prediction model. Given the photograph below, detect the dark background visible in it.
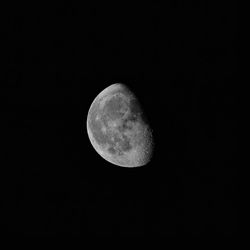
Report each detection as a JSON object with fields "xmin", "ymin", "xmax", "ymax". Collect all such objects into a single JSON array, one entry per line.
[{"xmin": 2, "ymin": 2, "xmax": 237, "ymax": 235}]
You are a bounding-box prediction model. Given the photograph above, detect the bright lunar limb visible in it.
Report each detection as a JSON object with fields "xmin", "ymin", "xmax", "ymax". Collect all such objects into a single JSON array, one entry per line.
[{"xmin": 86, "ymin": 83, "xmax": 154, "ymax": 168}]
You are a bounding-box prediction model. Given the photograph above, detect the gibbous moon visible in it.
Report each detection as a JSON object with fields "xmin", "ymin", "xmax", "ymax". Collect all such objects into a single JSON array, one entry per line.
[{"xmin": 86, "ymin": 83, "xmax": 154, "ymax": 168}]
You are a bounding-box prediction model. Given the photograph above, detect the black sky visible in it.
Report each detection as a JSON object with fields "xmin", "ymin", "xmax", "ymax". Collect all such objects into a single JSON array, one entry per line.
[{"xmin": 2, "ymin": 2, "xmax": 237, "ymax": 236}]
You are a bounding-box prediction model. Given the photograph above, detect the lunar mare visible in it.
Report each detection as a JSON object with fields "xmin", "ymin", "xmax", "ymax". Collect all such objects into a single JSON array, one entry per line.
[{"xmin": 86, "ymin": 83, "xmax": 153, "ymax": 168}]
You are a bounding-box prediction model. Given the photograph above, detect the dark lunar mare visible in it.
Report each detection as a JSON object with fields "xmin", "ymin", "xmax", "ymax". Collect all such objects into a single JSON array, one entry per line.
[
  {"xmin": 89, "ymin": 94, "xmax": 143, "ymax": 156},
  {"xmin": 88, "ymin": 99, "xmax": 131, "ymax": 155},
  {"xmin": 88, "ymin": 103, "xmax": 115, "ymax": 148}
]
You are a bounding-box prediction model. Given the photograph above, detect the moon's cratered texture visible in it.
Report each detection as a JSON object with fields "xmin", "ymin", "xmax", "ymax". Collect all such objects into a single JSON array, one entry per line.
[{"xmin": 86, "ymin": 83, "xmax": 154, "ymax": 168}]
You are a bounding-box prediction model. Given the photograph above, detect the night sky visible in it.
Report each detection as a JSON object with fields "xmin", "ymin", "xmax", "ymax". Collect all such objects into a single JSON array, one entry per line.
[{"xmin": 2, "ymin": 2, "xmax": 237, "ymax": 236}]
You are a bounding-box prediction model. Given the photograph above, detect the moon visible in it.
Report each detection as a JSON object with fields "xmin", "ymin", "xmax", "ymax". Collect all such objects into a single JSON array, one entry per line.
[{"xmin": 86, "ymin": 83, "xmax": 154, "ymax": 168}]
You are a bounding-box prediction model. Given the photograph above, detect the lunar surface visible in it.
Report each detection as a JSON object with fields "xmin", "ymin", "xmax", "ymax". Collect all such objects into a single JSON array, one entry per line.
[{"xmin": 86, "ymin": 83, "xmax": 154, "ymax": 168}]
